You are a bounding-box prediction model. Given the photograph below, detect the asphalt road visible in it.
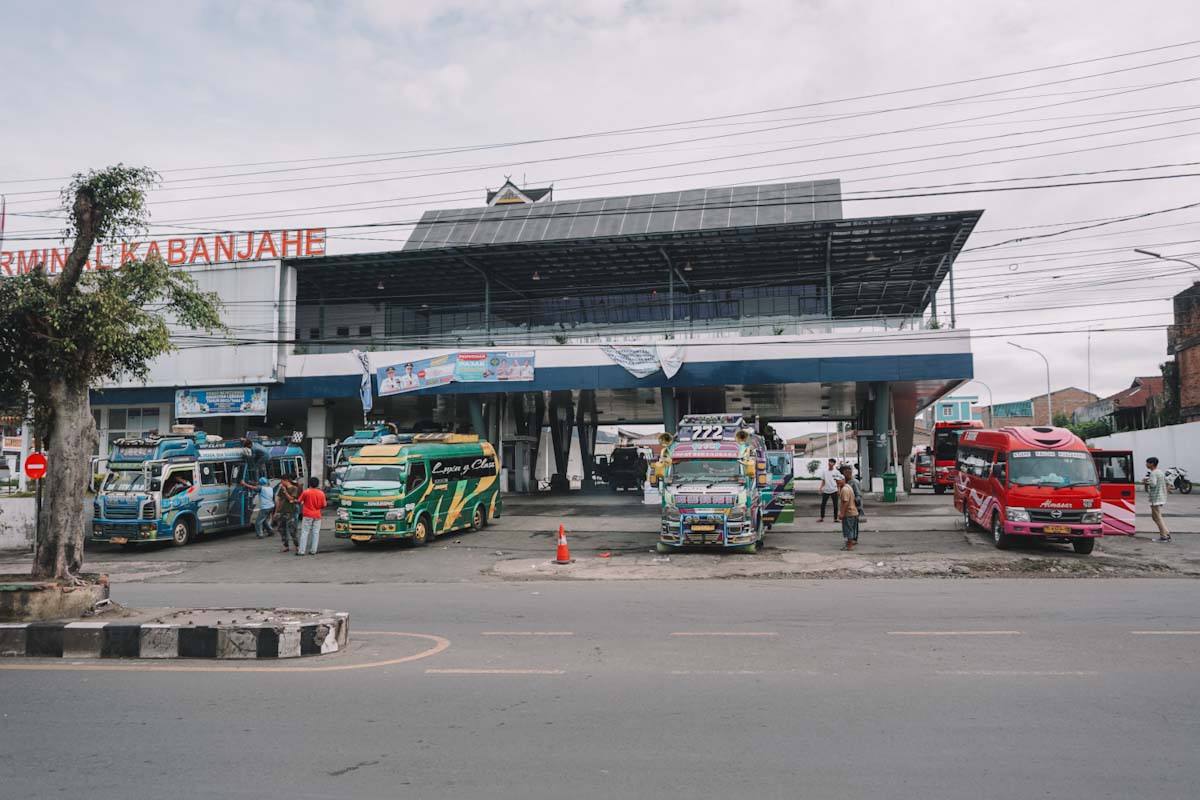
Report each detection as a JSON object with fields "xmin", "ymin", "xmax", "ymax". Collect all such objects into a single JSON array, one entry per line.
[{"xmin": 3, "ymin": 579, "xmax": 1198, "ymax": 800}]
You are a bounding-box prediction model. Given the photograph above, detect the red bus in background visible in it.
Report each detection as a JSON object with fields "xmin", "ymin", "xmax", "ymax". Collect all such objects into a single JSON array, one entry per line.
[
  {"xmin": 913, "ymin": 452, "xmax": 933, "ymax": 488},
  {"xmin": 954, "ymin": 426, "xmax": 1103, "ymax": 554},
  {"xmin": 932, "ymin": 420, "xmax": 984, "ymax": 494},
  {"xmin": 1091, "ymin": 449, "xmax": 1136, "ymax": 535}
]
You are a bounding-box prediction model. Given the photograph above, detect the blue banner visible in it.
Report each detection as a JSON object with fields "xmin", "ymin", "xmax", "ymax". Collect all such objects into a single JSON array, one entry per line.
[
  {"xmin": 377, "ymin": 351, "xmax": 535, "ymax": 397},
  {"xmin": 176, "ymin": 387, "xmax": 268, "ymax": 418}
]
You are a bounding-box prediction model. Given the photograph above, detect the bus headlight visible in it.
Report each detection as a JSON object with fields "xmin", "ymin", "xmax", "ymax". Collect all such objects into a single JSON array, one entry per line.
[
  {"xmin": 1081, "ymin": 510, "xmax": 1103, "ymax": 524},
  {"xmin": 1006, "ymin": 507, "xmax": 1030, "ymax": 522},
  {"xmin": 336, "ymin": 508, "xmax": 349, "ymax": 521},
  {"xmin": 665, "ymin": 507, "xmax": 681, "ymax": 523},
  {"xmin": 385, "ymin": 509, "xmax": 407, "ymax": 521},
  {"xmin": 726, "ymin": 506, "xmax": 746, "ymax": 522}
]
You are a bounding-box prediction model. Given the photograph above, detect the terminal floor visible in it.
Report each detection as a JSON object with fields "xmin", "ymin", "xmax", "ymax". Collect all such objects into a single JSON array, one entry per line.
[{"xmin": 2, "ymin": 486, "xmax": 1198, "ymax": 585}]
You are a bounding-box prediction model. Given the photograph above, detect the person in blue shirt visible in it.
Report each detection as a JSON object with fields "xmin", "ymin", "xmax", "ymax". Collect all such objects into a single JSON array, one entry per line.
[{"xmin": 240, "ymin": 475, "xmax": 276, "ymax": 539}]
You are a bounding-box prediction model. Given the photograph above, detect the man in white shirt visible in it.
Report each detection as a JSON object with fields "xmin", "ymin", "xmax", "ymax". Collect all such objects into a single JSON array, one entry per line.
[
  {"xmin": 818, "ymin": 458, "xmax": 840, "ymax": 522},
  {"xmin": 398, "ymin": 363, "xmax": 420, "ymax": 390}
]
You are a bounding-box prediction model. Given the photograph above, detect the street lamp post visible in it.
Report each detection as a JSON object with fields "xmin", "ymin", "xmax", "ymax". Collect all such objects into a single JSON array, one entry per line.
[
  {"xmin": 1008, "ymin": 342, "xmax": 1052, "ymax": 425},
  {"xmin": 965, "ymin": 379, "xmax": 993, "ymax": 426},
  {"xmin": 1133, "ymin": 248, "xmax": 1200, "ymax": 273}
]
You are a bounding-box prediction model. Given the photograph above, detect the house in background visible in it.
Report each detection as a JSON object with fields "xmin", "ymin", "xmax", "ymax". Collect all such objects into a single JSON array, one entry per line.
[
  {"xmin": 1073, "ymin": 376, "xmax": 1166, "ymax": 431},
  {"xmin": 979, "ymin": 387, "xmax": 1099, "ymax": 427},
  {"xmin": 924, "ymin": 394, "xmax": 981, "ymax": 428}
]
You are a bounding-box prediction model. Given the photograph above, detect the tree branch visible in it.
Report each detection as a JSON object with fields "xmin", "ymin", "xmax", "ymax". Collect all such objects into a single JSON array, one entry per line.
[{"xmin": 58, "ymin": 188, "xmax": 98, "ymax": 301}]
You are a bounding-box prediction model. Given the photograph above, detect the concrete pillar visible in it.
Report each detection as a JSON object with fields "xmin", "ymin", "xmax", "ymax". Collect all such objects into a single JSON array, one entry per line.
[
  {"xmin": 661, "ymin": 387, "xmax": 678, "ymax": 434},
  {"xmin": 306, "ymin": 403, "xmax": 333, "ymax": 485},
  {"xmin": 468, "ymin": 396, "xmax": 486, "ymax": 439},
  {"xmin": 870, "ymin": 382, "xmax": 892, "ymax": 479},
  {"xmin": 17, "ymin": 405, "xmax": 31, "ymax": 493},
  {"xmin": 576, "ymin": 390, "xmax": 598, "ymax": 486},
  {"xmin": 548, "ymin": 390, "xmax": 573, "ymax": 492},
  {"xmin": 891, "ymin": 387, "xmax": 919, "ymax": 493}
]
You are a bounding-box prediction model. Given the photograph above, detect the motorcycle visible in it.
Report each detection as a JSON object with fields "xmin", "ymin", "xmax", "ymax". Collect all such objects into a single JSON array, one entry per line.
[{"xmin": 1166, "ymin": 466, "xmax": 1193, "ymax": 494}]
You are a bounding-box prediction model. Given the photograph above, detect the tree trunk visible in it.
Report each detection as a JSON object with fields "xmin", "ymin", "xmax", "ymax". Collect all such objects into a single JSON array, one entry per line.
[{"xmin": 32, "ymin": 380, "xmax": 97, "ymax": 581}]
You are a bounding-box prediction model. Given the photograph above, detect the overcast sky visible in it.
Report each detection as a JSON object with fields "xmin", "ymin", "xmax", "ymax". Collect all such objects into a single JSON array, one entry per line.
[{"xmin": 3, "ymin": 0, "xmax": 1198, "ymax": 435}]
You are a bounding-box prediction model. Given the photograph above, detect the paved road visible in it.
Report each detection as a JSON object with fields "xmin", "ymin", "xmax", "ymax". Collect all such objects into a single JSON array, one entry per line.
[{"xmin": 3, "ymin": 579, "xmax": 1198, "ymax": 799}]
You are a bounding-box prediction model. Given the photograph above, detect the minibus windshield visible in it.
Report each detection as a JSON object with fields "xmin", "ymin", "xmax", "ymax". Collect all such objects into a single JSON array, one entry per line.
[
  {"xmin": 343, "ymin": 465, "xmax": 406, "ymax": 486},
  {"xmin": 102, "ymin": 470, "xmax": 146, "ymax": 492},
  {"xmin": 1008, "ymin": 451, "xmax": 1098, "ymax": 487},
  {"xmin": 670, "ymin": 459, "xmax": 744, "ymax": 485}
]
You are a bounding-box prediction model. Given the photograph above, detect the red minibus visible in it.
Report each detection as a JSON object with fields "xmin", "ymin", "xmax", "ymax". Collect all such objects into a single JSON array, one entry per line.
[
  {"xmin": 914, "ymin": 452, "xmax": 933, "ymax": 488},
  {"xmin": 1090, "ymin": 448, "xmax": 1136, "ymax": 535},
  {"xmin": 933, "ymin": 420, "xmax": 984, "ymax": 494},
  {"xmin": 953, "ymin": 426, "xmax": 1103, "ymax": 554}
]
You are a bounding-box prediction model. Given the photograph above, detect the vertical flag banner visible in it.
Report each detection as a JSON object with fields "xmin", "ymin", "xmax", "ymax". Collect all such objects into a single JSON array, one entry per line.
[{"xmin": 351, "ymin": 350, "xmax": 373, "ymax": 417}]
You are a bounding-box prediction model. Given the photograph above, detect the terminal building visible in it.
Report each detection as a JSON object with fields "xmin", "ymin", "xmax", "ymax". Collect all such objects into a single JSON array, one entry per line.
[{"xmin": 87, "ymin": 178, "xmax": 981, "ymax": 492}]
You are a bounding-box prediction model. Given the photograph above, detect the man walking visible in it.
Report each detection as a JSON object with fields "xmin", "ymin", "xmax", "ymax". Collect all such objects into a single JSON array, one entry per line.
[
  {"xmin": 837, "ymin": 472, "xmax": 860, "ymax": 550},
  {"xmin": 1144, "ymin": 457, "xmax": 1172, "ymax": 542},
  {"xmin": 818, "ymin": 458, "xmax": 840, "ymax": 522},
  {"xmin": 297, "ymin": 477, "xmax": 327, "ymax": 556},
  {"xmin": 274, "ymin": 476, "xmax": 300, "ymax": 553}
]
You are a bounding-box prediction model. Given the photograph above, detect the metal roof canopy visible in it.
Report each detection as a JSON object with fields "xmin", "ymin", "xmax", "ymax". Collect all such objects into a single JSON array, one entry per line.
[{"xmin": 289, "ymin": 182, "xmax": 981, "ymax": 319}]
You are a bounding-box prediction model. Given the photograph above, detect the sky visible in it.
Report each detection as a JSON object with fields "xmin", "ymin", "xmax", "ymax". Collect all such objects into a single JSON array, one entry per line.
[{"xmin": 2, "ymin": 0, "xmax": 1198, "ymax": 437}]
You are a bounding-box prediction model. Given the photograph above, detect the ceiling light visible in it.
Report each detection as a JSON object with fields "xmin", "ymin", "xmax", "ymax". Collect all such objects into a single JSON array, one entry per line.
[
  {"xmin": 376, "ymin": 280, "xmax": 384, "ymax": 291},
  {"xmin": 531, "ymin": 271, "xmax": 541, "ymax": 281},
  {"xmin": 684, "ymin": 262, "xmax": 693, "ymax": 271}
]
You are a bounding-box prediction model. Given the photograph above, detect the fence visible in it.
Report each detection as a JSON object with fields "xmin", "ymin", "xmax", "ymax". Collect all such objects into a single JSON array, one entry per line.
[{"xmin": 1089, "ymin": 420, "xmax": 1200, "ymax": 477}]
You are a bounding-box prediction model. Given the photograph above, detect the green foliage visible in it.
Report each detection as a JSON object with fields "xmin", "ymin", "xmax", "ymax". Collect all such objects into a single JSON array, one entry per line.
[
  {"xmin": 0, "ymin": 166, "xmax": 226, "ymax": 420},
  {"xmin": 1052, "ymin": 412, "xmax": 1112, "ymax": 441},
  {"xmin": 806, "ymin": 459, "xmax": 821, "ymax": 475}
]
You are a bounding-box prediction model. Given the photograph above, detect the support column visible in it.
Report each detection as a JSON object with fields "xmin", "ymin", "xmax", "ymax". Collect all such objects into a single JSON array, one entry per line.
[
  {"xmin": 529, "ymin": 393, "xmax": 546, "ymax": 492},
  {"xmin": 870, "ymin": 382, "xmax": 892, "ymax": 485},
  {"xmin": 576, "ymin": 390, "xmax": 598, "ymax": 487},
  {"xmin": 306, "ymin": 402, "xmax": 334, "ymax": 486},
  {"xmin": 18, "ymin": 403, "xmax": 32, "ymax": 493},
  {"xmin": 661, "ymin": 387, "xmax": 678, "ymax": 435},
  {"xmin": 548, "ymin": 390, "xmax": 573, "ymax": 493},
  {"xmin": 468, "ymin": 396, "xmax": 486, "ymax": 439}
]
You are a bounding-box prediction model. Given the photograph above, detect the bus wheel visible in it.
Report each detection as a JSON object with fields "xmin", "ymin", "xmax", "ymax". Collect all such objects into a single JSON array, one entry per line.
[
  {"xmin": 1072, "ymin": 538, "xmax": 1096, "ymax": 555},
  {"xmin": 736, "ymin": 542, "xmax": 758, "ymax": 555},
  {"xmin": 934, "ymin": 485, "xmax": 947, "ymax": 495},
  {"xmin": 656, "ymin": 542, "xmax": 671, "ymax": 554},
  {"xmin": 991, "ymin": 513, "xmax": 1012, "ymax": 550},
  {"xmin": 412, "ymin": 516, "xmax": 431, "ymax": 547},
  {"xmin": 171, "ymin": 519, "xmax": 192, "ymax": 547},
  {"xmin": 471, "ymin": 506, "xmax": 486, "ymax": 532}
]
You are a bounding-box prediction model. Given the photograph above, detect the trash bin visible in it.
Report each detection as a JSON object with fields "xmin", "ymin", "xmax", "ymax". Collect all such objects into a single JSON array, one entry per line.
[{"xmin": 882, "ymin": 472, "xmax": 898, "ymax": 503}]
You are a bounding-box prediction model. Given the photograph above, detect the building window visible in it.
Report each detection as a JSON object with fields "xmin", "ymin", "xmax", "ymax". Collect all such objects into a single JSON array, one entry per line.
[
  {"xmin": 359, "ymin": 325, "xmax": 372, "ymax": 337},
  {"xmin": 107, "ymin": 407, "xmax": 162, "ymax": 441},
  {"xmin": 336, "ymin": 327, "xmax": 350, "ymax": 338}
]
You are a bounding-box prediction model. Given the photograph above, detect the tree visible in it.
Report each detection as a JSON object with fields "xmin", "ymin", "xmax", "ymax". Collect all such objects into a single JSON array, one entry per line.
[
  {"xmin": 0, "ymin": 166, "xmax": 224, "ymax": 581},
  {"xmin": 1052, "ymin": 412, "xmax": 1111, "ymax": 442},
  {"xmin": 806, "ymin": 459, "xmax": 820, "ymax": 476}
]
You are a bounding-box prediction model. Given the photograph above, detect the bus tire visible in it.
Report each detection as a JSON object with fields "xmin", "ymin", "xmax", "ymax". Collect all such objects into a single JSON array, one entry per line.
[
  {"xmin": 171, "ymin": 518, "xmax": 192, "ymax": 548},
  {"xmin": 656, "ymin": 542, "xmax": 672, "ymax": 554},
  {"xmin": 411, "ymin": 515, "xmax": 431, "ymax": 547},
  {"xmin": 1072, "ymin": 538, "xmax": 1096, "ymax": 555},
  {"xmin": 934, "ymin": 485, "xmax": 947, "ymax": 495},
  {"xmin": 991, "ymin": 513, "xmax": 1012, "ymax": 550},
  {"xmin": 471, "ymin": 505, "xmax": 486, "ymax": 532},
  {"xmin": 736, "ymin": 542, "xmax": 758, "ymax": 555}
]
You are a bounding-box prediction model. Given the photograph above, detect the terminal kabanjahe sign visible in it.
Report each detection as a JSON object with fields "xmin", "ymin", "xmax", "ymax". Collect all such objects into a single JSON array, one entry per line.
[{"xmin": 0, "ymin": 228, "xmax": 327, "ymax": 277}]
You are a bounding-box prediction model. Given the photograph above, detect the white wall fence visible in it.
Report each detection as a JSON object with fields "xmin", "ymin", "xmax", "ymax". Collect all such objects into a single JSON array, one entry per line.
[
  {"xmin": 0, "ymin": 497, "xmax": 36, "ymax": 551},
  {"xmin": 1089, "ymin": 421, "xmax": 1200, "ymax": 476}
]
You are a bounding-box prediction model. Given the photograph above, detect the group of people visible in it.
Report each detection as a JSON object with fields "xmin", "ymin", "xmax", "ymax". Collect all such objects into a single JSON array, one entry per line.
[
  {"xmin": 239, "ymin": 474, "xmax": 327, "ymax": 555},
  {"xmin": 816, "ymin": 458, "xmax": 865, "ymax": 551}
]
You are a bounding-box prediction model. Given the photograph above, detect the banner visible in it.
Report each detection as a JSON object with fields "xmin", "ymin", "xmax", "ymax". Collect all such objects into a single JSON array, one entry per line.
[
  {"xmin": 176, "ymin": 387, "xmax": 268, "ymax": 418},
  {"xmin": 602, "ymin": 344, "xmax": 687, "ymax": 379},
  {"xmin": 377, "ymin": 351, "xmax": 536, "ymax": 397},
  {"xmin": 351, "ymin": 349, "xmax": 373, "ymax": 415}
]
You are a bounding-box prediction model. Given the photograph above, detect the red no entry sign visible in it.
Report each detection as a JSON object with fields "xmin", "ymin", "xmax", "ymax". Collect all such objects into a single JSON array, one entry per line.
[{"xmin": 24, "ymin": 453, "xmax": 47, "ymax": 480}]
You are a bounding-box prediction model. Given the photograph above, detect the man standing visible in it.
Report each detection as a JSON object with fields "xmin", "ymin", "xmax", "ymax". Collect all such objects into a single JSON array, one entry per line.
[
  {"xmin": 297, "ymin": 477, "xmax": 327, "ymax": 556},
  {"xmin": 240, "ymin": 436, "xmax": 270, "ymax": 476},
  {"xmin": 818, "ymin": 458, "xmax": 840, "ymax": 522},
  {"xmin": 1144, "ymin": 457, "xmax": 1172, "ymax": 542},
  {"xmin": 841, "ymin": 465, "xmax": 865, "ymax": 520},
  {"xmin": 240, "ymin": 476, "xmax": 275, "ymax": 539},
  {"xmin": 274, "ymin": 477, "xmax": 300, "ymax": 553},
  {"xmin": 837, "ymin": 472, "xmax": 860, "ymax": 550}
]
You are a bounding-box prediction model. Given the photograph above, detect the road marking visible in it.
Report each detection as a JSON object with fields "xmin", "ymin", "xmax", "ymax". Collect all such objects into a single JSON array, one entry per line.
[
  {"xmin": 887, "ymin": 630, "xmax": 1023, "ymax": 636},
  {"xmin": 0, "ymin": 631, "xmax": 450, "ymax": 673},
  {"xmin": 1130, "ymin": 631, "xmax": 1200, "ymax": 635},
  {"xmin": 669, "ymin": 632, "xmax": 779, "ymax": 637},
  {"xmin": 668, "ymin": 669, "xmax": 821, "ymax": 675},
  {"xmin": 480, "ymin": 631, "xmax": 575, "ymax": 636},
  {"xmin": 426, "ymin": 668, "xmax": 565, "ymax": 675},
  {"xmin": 936, "ymin": 670, "xmax": 1100, "ymax": 677}
]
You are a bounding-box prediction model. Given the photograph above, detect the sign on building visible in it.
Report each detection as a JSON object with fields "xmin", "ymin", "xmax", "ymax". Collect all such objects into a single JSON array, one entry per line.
[{"xmin": 175, "ymin": 387, "xmax": 269, "ymax": 418}]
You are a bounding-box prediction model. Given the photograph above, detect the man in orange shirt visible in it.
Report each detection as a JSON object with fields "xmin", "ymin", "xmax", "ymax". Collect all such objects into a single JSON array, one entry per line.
[{"xmin": 297, "ymin": 476, "xmax": 327, "ymax": 556}]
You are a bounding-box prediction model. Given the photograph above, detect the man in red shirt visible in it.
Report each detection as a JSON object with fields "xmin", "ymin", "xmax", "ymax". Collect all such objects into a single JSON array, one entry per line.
[{"xmin": 297, "ymin": 477, "xmax": 327, "ymax": 556}]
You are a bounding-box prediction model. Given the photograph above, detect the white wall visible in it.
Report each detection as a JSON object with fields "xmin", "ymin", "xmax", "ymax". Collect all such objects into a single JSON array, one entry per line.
[
  {"xmin": 104, "ymin": 260, "xmax": 286, "ymax": 388},
  {"xmin": 1089, "ymin": 420, "xmax": 1200, "ymax": 476},
  {"xmin": 0, "ymin": 497, "xmax": 35, "ymax": 551}
]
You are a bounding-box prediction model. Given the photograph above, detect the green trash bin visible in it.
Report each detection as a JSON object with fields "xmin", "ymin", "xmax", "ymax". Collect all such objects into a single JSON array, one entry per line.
[{"xmin": 882, "ymin": 472, "xmax": 898, "ymax": 503}]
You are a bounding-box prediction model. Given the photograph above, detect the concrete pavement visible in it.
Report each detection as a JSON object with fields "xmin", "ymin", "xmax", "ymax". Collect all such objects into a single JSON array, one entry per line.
[{"xmin": 2, "ymin": 579, "xmax": 1198, "ymax": 799}]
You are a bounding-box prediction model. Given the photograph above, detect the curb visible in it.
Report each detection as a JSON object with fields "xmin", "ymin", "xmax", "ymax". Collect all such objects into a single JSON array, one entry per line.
[{"xmin": 0, "ymin": 609, "xmax": 349, "ymax": 660}]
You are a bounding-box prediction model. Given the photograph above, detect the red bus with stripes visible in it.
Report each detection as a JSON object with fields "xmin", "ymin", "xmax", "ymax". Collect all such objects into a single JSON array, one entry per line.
[
  {"xmin": 954, "ymin": 426, "xmax": 1103, "ymax": 554},
  {"xmin": 932, "ymin": 420, "xmax": 984, "ymax": 494}
]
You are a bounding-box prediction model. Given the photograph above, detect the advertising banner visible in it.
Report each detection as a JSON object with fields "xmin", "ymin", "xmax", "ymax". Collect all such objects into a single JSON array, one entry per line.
[
  {"xmin": 377, "ymin": 351, "xmax": 536, "ymax": 397},
  {"xmin": 176, "ymin": 387, "xmax": 268, "ymax": 418},
  {"xmin": 351, "ymin": 349, "xmax": 374, "ymax": 414},
  {"xmin": 656, "ymin": 343, "xmax": 686, "ymax": 379},
  {"xmin": 602, "ymin": 345, "xmax": 687, "ymax": 379}
]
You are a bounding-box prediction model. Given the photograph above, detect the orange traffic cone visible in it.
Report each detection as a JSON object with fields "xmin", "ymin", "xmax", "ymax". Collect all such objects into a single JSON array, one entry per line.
[{"xmin": 554, "ymin": 524, "xmax": 574, "ymax": 564}]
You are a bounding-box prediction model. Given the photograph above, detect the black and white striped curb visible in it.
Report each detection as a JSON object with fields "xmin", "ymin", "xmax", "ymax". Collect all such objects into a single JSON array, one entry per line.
[{"xmin": 0, "ymin": 610, "xmax": 349, "ymax": 660}]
